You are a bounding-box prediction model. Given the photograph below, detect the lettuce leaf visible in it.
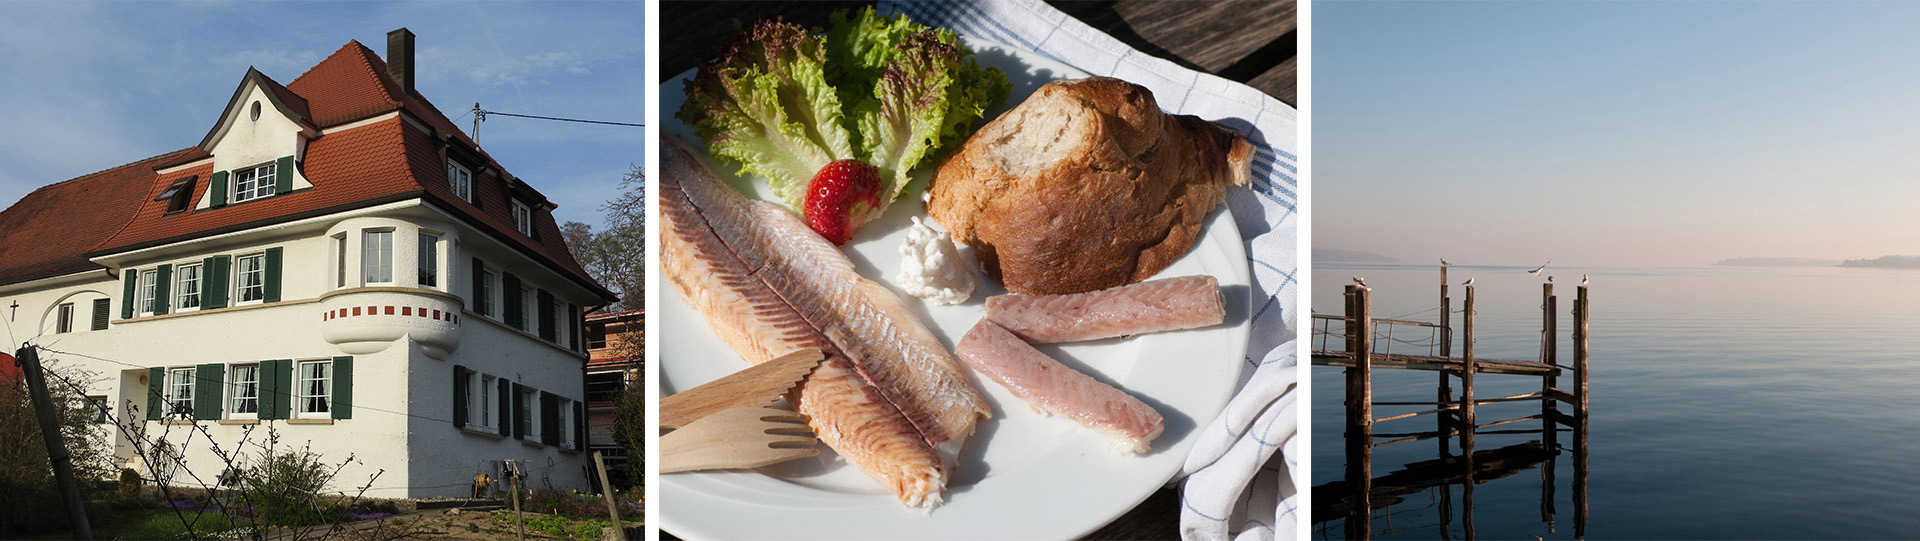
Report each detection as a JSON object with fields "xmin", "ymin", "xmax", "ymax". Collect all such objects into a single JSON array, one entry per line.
[
  {"xmin": 676, "ymin": 19, "xmax": 854, "ymax": 207},
  {"xmin": 678, "ymin": 9, "xmax": 1010, "ymax": 231}
]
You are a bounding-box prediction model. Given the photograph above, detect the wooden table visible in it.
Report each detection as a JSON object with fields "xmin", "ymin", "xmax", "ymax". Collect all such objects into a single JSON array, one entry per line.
[{"xmin": 658, "ymin": 2, "xmax": 1294, "ymax": 539}]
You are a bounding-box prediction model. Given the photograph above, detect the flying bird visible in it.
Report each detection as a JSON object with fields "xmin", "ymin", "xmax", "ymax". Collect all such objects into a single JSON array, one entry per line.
[
  {"xmin": 1528, "ymin": 260, "xmax": 1552, "ymax": 276},
  {"xmin": 1582, "ymin": 274, "xmax": 1590, "ymax": 285},
  {"xmin": 1462, "ymin": 278, "xmax": 1475, "ymax": 286},
  {"xmin": 1352, "ymin": 276, "xmax": 1367, "ymax": 287}
]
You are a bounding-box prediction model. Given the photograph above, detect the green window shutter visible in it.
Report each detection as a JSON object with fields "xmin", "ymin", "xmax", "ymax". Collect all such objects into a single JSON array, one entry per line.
[
  {"xmin": 540, "ymin": 392, "xmax": 559, "ymax": 446},
  {"xmin": 331, "ymin": 356, "xmax": 352, "ymax": 419},
  {"xmin": 194, "ymin": 363, "xmax": 224, "ymax": 420},
  {"xmin": 209, "ymin": 171, "xmax": 229, "ymax": 207},
  {"xmin": 537, "ymin": 289, "xmax": 555, "ymax": 341},
  {"xmin": 257, "ymin": 360, "xmax": 279, "ymax": 420},
  {"xmin": 452, "ymin": 365, "xmax": 469, "ymax": 428},
  {"xmin": 567, "ymin": 304, "xmax": 581, "ymax": 352},
  {"xmin": 146, "ymin": 367, "xmax": 164, "ymax": 421},
  {"xmin": 90, "ymin": 298, "xmax": 109, "ymax": 330},
  {"xmin": 511, "ymin": 384, "xmax": 527, "ymax": 439},
  {"xmin": 573, "ymin": 400, "xmax": 585, "ymax": 450},
  {"xmin": 262, "ymin": 359, "xmax": 293, "ymax": 420},
  {"xmin": 497, "ymin": 378, "xmax": 512, "ymax": 436},
  {"xmin": 263, "ymin": 247, "xmax": 283, "ymax": 303},
  {"xmin": 503, "ymin": 273, "xmax": 522, "ymax": 327},
  {"xmin": 201, "ymin": 256, "xmax": 229, "ymax": 309},
  {"xmin": 121, "ymin": 271, "xmax": 137, "ymax": 319},
  {"xmin": 274, "ymin": 156, "xmax": 294, "ymax": 194},
  {"xmin": 471, "ymin": 258, "xmax": 486, "ymax": 314},
  {"xmin": 153, "ymin": 264, "xmax": 172, "ymax": 315}
]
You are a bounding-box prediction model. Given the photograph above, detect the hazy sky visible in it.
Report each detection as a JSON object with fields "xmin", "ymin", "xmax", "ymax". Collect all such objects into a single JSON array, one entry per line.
[
  {"xmin": 1316, "ymin": 2, "xmax": 1920, "ymax": 267},
  {"xmin": 0, "ymin": 1, "xmax": 643, "ymax": 230}
]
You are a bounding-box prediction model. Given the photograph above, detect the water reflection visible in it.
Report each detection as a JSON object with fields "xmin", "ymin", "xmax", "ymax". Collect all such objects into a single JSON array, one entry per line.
[{"xmin": 1311, "ymin": 270, "xmax": 1589, "ymax": 540}]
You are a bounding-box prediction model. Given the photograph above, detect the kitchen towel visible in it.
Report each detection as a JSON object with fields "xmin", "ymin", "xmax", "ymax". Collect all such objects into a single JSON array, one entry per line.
[{"xmin": 878, "ymin": 1, "xmax": 1300, "ymax": 539}]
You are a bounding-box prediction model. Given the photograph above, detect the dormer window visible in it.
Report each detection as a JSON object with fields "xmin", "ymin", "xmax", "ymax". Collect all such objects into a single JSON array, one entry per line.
[
  {"xmin": 512, "ymin": 200, "xmax": 533, "ymax": 236},
  {"xmin": 232, "ymin": 163, "xmax": 277, "ymax": 203},
  {"xmin": 154, "ymin": 176, "xmax": 199, "ymax": 214},
  {"xmin": 447, "ymin": 160, "xmax": 473, "ymax": 203}
]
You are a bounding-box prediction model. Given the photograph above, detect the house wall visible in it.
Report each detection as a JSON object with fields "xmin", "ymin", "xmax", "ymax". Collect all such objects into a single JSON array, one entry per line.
[{"xmin": 0, "ymin": 203, "xmax": 597, "ymax": 499}]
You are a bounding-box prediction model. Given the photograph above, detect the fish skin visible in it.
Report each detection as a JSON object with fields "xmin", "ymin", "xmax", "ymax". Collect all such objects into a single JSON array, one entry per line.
[
  {"xmin": 661, "ymin": 136, "xmax": 986, "ymax": 508},
  {"xmin": 955, "ymin": 319, "xmax": 1165, "ymax": 454},
  {"xmin": 985, "ymin": 275, "xmax": 1224, "ymax": 343},
  {"xmin": 665, "ymin": 137, "xmax": 991, "ymax": 463}
]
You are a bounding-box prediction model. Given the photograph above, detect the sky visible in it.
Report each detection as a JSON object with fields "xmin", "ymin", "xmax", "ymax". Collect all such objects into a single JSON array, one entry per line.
[
  {"xmin": 1315, "ymin": 2, "xmax": 1920, "ymax": 267},
  {"xmin": 0, "ymin": 1, "xmax": 644, "ymax": 231}
]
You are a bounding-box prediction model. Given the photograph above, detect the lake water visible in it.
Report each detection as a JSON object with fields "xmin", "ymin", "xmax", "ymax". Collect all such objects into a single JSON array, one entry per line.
[{"xmin": 1312, "ymin": 263, "xmax": 1920, "ymax": 539}]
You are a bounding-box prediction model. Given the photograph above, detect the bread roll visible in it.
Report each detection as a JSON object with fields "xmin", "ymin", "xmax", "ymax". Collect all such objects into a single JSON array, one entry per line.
[{"xmin": 928, "ymin": 77, "xmax": 1253, "ymax": 295}]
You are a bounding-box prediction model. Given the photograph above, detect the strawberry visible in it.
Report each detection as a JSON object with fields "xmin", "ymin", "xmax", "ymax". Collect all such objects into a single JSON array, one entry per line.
[{"xmin": 803, "ymin": 159, "xmax": 883, "ymax": 245}]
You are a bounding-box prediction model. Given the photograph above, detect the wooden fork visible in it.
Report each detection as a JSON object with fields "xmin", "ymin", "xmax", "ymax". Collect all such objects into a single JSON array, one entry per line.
[{"xmin": 660, "ymin": 407, "xmax": 819, "ymax": 473}]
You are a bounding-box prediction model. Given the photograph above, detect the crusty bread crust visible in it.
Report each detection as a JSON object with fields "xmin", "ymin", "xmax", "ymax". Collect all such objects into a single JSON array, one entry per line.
[{"xmin": 928, "ymin": 77, "xmax": 1253, "ymax": 295}]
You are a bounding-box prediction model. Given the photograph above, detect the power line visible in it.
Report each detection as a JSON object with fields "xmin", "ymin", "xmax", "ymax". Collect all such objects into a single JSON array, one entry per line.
[{"xmin": 478, "ymin": 108, "xmax": 643, "ymax": 127}]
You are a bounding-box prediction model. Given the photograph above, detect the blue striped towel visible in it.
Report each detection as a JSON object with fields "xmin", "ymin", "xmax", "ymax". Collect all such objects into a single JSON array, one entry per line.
[{"xmin": 879, "ymin": 1, "xmax": 1298, "ymax": 539}]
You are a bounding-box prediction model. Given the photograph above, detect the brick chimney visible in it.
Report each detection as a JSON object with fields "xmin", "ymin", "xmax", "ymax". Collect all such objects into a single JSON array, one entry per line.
[{"xmin": 387, "ymin": 28, "xmax": 415, "ymax": 95}]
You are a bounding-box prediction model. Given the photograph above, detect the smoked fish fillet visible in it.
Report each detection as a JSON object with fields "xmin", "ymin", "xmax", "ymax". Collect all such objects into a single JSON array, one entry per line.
[
  {"xmin": 985, "ymin": 275, "xmax": 1225, "ymax": 343},
  {"xmin": 661, "ymin": 136, "xmax": 989, "ymax": 508},
  {"xmin": 955, "ymin": 319, "xmax": 1165, "ymax": 454}
]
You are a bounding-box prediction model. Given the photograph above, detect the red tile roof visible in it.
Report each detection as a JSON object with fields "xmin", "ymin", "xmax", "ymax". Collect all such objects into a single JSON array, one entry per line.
[
  {"xmin": 0, "ymin": 38, "xmax": 609, "ymax": 301},
  {"xmin": 0, "ymin": 149, "xmax": 199, "ymax": 284}
]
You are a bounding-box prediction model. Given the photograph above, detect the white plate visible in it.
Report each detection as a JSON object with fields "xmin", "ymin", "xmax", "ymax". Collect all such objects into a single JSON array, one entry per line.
[{"xmin": 658, "ymin": 37, "xmax": 1253, "ymax": 540}]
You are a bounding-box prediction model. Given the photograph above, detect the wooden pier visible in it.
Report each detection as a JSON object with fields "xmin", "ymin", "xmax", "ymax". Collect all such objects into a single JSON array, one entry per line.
[{"xmin": 1311, "ymin": 267, "xmax": 1590, "ymax": 539}]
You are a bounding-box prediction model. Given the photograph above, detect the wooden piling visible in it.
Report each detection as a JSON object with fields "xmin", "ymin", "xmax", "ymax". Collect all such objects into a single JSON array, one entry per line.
[
  {"xmin": 1542, "ymin": 283, "xmax": 1558, "ymax": 445},
  {"xmin": 1344, "ymin": 285, "xmax": 1374, "ymax": 540},
  {"xmin": 1574, "ymin": 285, "xmax": 1590, "ymax": 537},
  {"xmin": 1439, "ymin": 266, "xmax": 1453, "ymax": 457},
  {"xmin": 1461, "ymin": 286, "xmax": 1476, "ymax": 448},
  {"xmin": 1575, "ymin": 286, "xmax": 1590, "ymax": 421}
]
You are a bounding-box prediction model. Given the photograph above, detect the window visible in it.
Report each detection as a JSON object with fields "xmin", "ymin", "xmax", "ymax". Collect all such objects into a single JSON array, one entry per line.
[
  {"xmin": 175, "ymin": 263, "xmax": 202, "ymax": 311},
  {"xmin": 88, "ymin": 396, "xmax": 109, "ymax": 424},
  {"xmin": 297, "ymin": 360, "xmax": 332, "ymax": 417},
  {"xmin": 557, "ymin": 399, "xmax": 574, "ymax": 449},
  {"xmin": 363, "ymin": 230, "xmax": 393, "ymax": 285},
  {"xmin": 235, "ymin": 254, "xmax": 266, "ymax": 304},
  {"xmin": 231, "ymin": 163, "xmax": 276, "ymax": 203},
  {"xmin": 228, "ymin": 364, "xmax": 259, "ymax": 418},
  {"xmin": 479, "ymin": 268, "xmax": 497, "ymax": 316},
  {"xmin": 155, "ymin": 176, "xmax": 198, "ymax": 214},
  {"xmin": 519, "ymin": 387, "xmax": 537, "ymax": 438},
  {"xmin": 333, "ymin": 234, "xmax": 347, "ymax": 288},
  {"xmin": 587, "ymin": 323, "xmax": 609, "ymax": 350},
  {"xmin": 447, "ymin": 160, "xmax": 472, "ymax": 202},
  {"xmin": 587, "ymin": 372, "xmax": 623, "ymax": 404},
  {"xmin": 55, "ymin": 303, "xmax": 73, "ymax": 334},
  {"xmin": 511, "ymin": 201, "xmax": 533, "ymax": 236},
  {"xmin": 138, "ymin": 269, "xmax": 159, "ymax": 315},
  {"xmin": 553, "ymin": 300, "xmax": 569, "ymax": 348},
  {"xmin": 91, "ymin": 298, "xmax": 109, "ymax": 331},
  {"xmin": 519, "ymin": 287, "xmax": 535, "ymax": 332},
  {"xmin": 478, "ymin": 375, "xmax": 497, "ymax": 430},
  {"xmin": 418, "ymin": 233, "xmax": 440, "ymax": 287},
  {"xmin": 166, "ymin": 367, "xmax": 194, "ymax": 418}
]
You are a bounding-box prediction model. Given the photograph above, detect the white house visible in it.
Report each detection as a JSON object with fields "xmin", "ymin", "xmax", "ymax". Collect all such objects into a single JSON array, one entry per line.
[{"xmin": 0, "ymin": 29, "xmax": 616, "ymax": 498}]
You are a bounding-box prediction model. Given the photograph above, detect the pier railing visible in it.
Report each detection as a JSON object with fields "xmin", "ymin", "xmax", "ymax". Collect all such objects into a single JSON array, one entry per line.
[{"xmin": 1310, "ymin": 267, "xmax": 1590, "ymax": 540}]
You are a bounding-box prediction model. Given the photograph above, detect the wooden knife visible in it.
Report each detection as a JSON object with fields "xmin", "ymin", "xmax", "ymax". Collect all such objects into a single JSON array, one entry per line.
[{"xmin": 659, "ymin": 349, "xmax": 824, "ymax": 430}]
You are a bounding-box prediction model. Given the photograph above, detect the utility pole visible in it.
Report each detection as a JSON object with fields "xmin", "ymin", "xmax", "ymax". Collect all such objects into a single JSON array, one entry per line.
[{"xmin": 16, "ymin": 346, "xmax": 93, "ymax": 539}]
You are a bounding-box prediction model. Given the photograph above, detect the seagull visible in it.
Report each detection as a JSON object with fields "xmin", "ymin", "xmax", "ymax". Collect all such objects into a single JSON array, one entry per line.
[
  {"xmin": 1352, "ymin": 276, "xmax": 1367, "ymax": 287},
  {"xmin": 1582, "ymin": 274, "xmax": 1589, "ymax": 285},
  {"xmin": 1441, "ymin": 258, "xmax": 1451, "ymax": 266},
  {"xmin": 1548, "ymin": 275, "xmax": 1555, "ymax": 283},
  {"xmin": 1528, "ymin": 260, "xmax": 1552, "ymax": 276},
  {"xmin": 1462, "ymin": 278, "xmax": 1475, "ymax": 286}
]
